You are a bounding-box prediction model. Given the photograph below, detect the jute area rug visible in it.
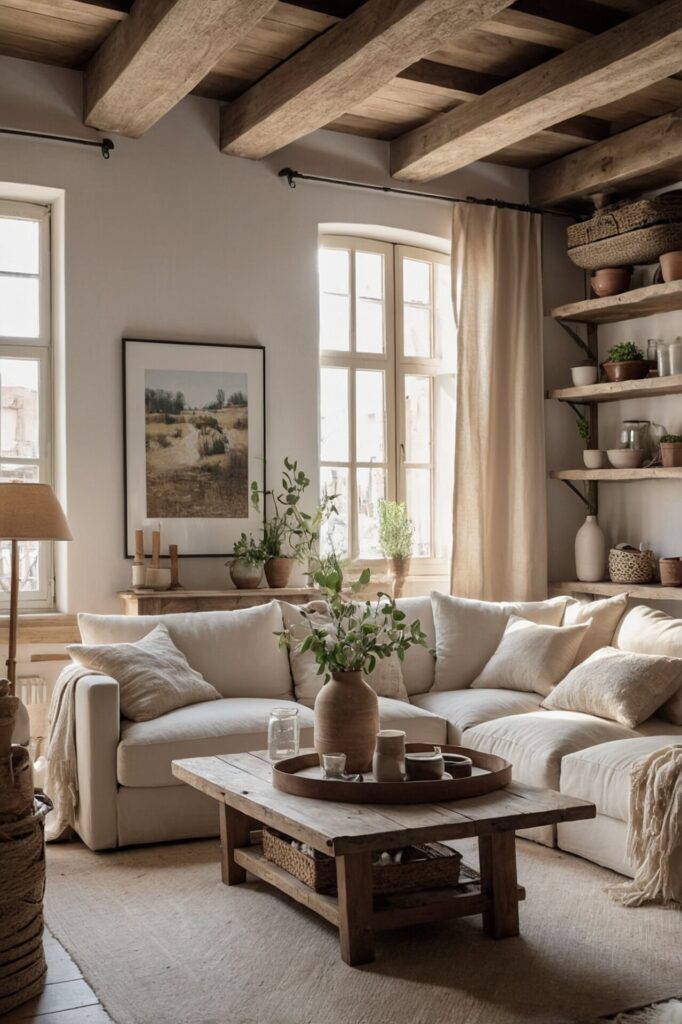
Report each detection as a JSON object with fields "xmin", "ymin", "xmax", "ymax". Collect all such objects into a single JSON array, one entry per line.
[{"xmin": 44, "ymin": 837, "xmax": 681, "ymax": 1024}]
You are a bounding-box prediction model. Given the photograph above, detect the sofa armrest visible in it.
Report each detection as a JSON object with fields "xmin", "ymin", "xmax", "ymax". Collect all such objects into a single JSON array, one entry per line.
[{"xmin": 74, "ymin": 674, "xmax": 120, "ymax": 851}]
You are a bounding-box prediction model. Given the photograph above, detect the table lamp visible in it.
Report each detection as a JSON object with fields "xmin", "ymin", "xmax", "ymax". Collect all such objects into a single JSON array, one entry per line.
[{"xmin": 0, "ymin": 483, "xmax": 72, "ymax": 694}]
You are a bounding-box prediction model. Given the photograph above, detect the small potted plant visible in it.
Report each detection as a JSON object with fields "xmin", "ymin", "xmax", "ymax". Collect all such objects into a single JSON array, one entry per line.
[
  {"xmin": 377, "ymin": 499, "xmax": 414, "ymax": 598},
  {"xmin": 227, "ymin": 533, "xmax": 265, "ymax": 590},
  {"xmin": 660, "ymin": 433, "xmax": 682, "ymax": 467},
  {"xmin": 602, "ymin": 342, "xmax": 649, "ymax": 383},
  {"xmin": 576, "ymin": 412, "xmax": 605, "ymax": 469},
  {"xmin": 278, "ymin": 562, "xmax": 430, "ymax": 772}
]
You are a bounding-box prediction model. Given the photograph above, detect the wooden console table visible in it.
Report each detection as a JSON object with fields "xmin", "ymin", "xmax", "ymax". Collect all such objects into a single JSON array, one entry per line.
[{"xmin": 117, "ymin": 588, "xmax": 318, "ymax": 616}]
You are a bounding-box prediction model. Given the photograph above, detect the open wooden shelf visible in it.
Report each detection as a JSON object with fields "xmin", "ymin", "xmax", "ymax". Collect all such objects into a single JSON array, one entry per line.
[
  {"xmin": 550, "ymin": 580, "xmax": 682, "ymax": 602},
  {"xmin": 547, "ymin": 374, "xmax": 682, "ymax": 404},
  {"xmin": 550, "ymin": 468, "xmax": 682, "ymax": 481},
  {"xmin": 548, "ymin": 280, "xmax": 682, "ymax": 324}
]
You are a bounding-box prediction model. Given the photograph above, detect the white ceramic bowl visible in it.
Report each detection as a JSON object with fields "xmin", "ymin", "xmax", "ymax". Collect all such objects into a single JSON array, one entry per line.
[
  {"xmin": 571, "ymin": 365, "xmax": 599, "ymax": 386},
  {"xmin": 583, "ymin": 449, "xmax": 606, "ymax": 469},
  {"xmin": 607, "ymin": 449, "xmax": 644, "ymax": 469}
]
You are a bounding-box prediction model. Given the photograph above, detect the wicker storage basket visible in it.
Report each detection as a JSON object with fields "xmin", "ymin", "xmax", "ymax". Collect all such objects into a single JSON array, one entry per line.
[
  {"xmin": 567, "ymin": 192, "xmax": 682, "ymax": 248},
  {"xmin": 568, "ymin": 225, "xmax": 682, "ymax": 270},
  {"xmin": 567, "ymin": 191, "xmax": 682, "ymax": 270},
  {"xmin": 608, "ymin": 547, "xmax": 655, "ymax": 585},
  {"xmin": 262, "ymin": 828, "xmax": 462, "ymax": 895}
]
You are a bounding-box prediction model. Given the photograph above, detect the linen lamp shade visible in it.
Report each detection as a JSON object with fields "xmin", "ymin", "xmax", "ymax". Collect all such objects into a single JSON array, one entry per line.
[{"xmin": 0, "ymin": 484, "xmax": 72, "ymax": 541}]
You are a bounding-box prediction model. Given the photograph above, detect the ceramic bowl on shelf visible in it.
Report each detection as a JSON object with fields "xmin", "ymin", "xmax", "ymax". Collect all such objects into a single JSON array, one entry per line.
[
  {"xmin": 571, "ymin": 365, "xmax": 599, "ymax": 386},
  {"xmin": 607, "ymin": 449, "xmax": 645, "ymax": 469},
  {"xmin": 583, "ymin": 449, "xmax": 607, "ymax": 469},
  {"xmin": 590, "ymin": 267, "xmax": 632, "ymax": 297}
]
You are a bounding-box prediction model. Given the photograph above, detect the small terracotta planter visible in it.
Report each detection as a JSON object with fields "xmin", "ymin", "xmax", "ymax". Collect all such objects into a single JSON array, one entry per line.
[
  {"xmin": 602, "ymin": 360, "xmax": 650, "ymax": 383},
  {"xmin": 661, "ymin": 442, "xmax": 682, "ymax": 468},
  {"xmin": 264, "ymin": 556, "xmax": 293, "ymax": 588},
  {"xmin": 389, "ymin": 556, "xmax": 411, "ymax": 599},
  {"xmin": 590, "ymin": 267, "xmax": 632, "ymax": 297},
  {"xmin": 660, "ymin": 251, "xmax": 682, "ymax": 283},
  {"xmin": 659, "ymin": 557, "xmax": 682, "ymax": 587}
]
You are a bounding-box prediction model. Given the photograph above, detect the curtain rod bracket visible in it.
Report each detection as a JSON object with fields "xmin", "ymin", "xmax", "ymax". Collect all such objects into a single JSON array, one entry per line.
[
  {"xmin": 279, "ymin": 167, "xmax": 297, "ymax": 188},
  {"xmin": 101, "ymin": 139, "xmax": 114, "ymax": 159},
  {"xmin": 0, "ymin": 125, "xmax": 115, "ymax": 158}
]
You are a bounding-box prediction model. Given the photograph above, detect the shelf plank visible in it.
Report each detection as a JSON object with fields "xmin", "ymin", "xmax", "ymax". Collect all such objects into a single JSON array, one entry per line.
[
  {"xmin": 548, "ymin": 280, "xmax": 682, "ymax": 324},
  {"xmin": 550, "ymin": 468, "xmax": 682, "ymax": 481},
  {"xmin": 547, "ymin": 374, "xmax": 682, "ymax": 404},
  {"xmin": 550, "ymin": 580, "xmax": 682, "ymax": 601}
]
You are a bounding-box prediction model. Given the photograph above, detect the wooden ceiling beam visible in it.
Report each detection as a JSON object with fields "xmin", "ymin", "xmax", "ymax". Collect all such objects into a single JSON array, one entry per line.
[
  {"xmin": 84, "ymin": 0, "xmax": 277, "ymax": 137},
  {"xmin": 219, "ymin": 0, "xmax": 516, "ymax": 159},
  {"xmin": 530, "ymin": 108, "xmax": 682, "ymax": 206},
  {"xmin": 391, "ymin": 0, "xmax": 682, "ymax": 182}
]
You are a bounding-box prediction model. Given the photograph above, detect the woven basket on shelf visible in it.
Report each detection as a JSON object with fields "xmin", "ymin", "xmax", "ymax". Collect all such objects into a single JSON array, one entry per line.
[
  {"xmin": 567, "ymin": 191, "xmax": 682, "ymax": 248},
  {"xmin": 608, "ymin": 548, "xmax": 655, "ymax": 585},
  {"xmin": 262, "ymin": 827, "xmax": 462, "ymax": 895},
  {"xmin": 568, "ymin": 224, "xmax": 682, "ymax": 270}
]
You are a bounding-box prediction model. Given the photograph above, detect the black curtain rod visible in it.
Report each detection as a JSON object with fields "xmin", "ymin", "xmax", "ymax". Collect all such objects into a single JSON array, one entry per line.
[
  {"xmin": 0, "ymin": 127, "xmax": 114, "ymax": 159},
  {"xmin": 278, "ymin": 167, "xmax": 575, "ymax": 218}
]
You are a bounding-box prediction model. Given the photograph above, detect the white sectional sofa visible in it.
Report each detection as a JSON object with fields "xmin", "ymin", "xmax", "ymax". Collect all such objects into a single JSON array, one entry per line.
[{"xmin": 70, "ymin": 596, "xmax": 682, "ymax": 884}]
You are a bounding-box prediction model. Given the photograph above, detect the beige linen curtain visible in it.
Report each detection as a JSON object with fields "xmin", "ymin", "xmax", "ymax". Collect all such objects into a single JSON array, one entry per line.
[{"xmin": 450, "ymin": 203, "xmax": 546, "ymax": 602}]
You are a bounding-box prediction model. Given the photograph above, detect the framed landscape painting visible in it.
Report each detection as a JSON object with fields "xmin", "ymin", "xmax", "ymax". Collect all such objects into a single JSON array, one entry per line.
[{"xmin": 123, "ymin": 338, "xmax": 265, "ymax": 556}]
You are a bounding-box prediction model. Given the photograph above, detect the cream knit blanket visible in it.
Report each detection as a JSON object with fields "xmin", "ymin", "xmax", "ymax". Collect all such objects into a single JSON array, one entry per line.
[
  {"xmin": 608, "ymin": 744, "xmax": 682, "ymax": 907},
  {"xmin": 43, "ymin": 663, "xmax": 96, "ymax": 842}
]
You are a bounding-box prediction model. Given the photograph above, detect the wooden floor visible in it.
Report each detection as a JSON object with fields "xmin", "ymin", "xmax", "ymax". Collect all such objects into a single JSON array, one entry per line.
[{"xmin": 3, "ymin": 930, "xmax": 114, "ymax": 1024}]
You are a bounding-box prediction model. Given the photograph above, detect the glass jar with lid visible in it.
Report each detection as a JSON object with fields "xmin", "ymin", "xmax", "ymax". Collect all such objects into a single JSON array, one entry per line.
[
  {"xmin": 268, "ymin": 707, "xmax": 300, "ymax": 761},
  {"xmin": 669, "ymin": 337, "xmax": 682, "ymax": 376},
  {"xmin": 619, "ymin": 420, "xmax": 650, "ymax": 453}
]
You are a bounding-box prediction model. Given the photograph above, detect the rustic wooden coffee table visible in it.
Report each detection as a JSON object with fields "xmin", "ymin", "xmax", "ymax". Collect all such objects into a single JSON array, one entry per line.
[{"xmin": 172, "ymin": 750, "xmax": 595, "ymax": 966}]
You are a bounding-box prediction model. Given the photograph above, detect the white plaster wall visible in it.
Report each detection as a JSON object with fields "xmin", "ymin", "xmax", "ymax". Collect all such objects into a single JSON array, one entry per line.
[{"xmin": 0, "ymin": 55, "xmax": 527, "ymax": 614}]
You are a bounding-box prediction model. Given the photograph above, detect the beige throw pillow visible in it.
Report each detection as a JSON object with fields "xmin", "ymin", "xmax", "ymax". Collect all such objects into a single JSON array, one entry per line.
[
  {"xmin": 280, "ymin": 601, "xmax": 409, "ymax": 708},
  {"xmin": 430, "ymin": 592, "xmax": 569, "ymax": 692},
  {"xmin": 68, "ymin": 622, "xmax": 221, "ymax": 722},
  {"xmin": 562, "ymin": 592, "xmax": 629, "ymax": 664},
  {"xmin": 614, "ymin": 605, "xmax": 682, "ymax": 725},
  {"xmin": 469, "ymin": 615, "xmax": 590, "ymax": 697},
  {"xmin": 542, "ymin": 646, "xmax": 682, "ymax": 728}
]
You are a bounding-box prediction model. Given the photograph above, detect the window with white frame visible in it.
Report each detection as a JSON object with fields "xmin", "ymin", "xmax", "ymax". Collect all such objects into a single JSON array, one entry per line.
[
  {"xmin": 0, "ymin": 200, "xmax": 53, "ymax": 608},
  {"xmin": 318, "ymin": 235, "xmax": 456, "ymax": 575}
]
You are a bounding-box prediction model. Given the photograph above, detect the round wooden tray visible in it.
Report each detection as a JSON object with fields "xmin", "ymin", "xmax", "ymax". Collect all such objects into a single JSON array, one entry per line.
[{"xmin": 271, "ymin": 744, "xmax": 511, "ymax": 804}]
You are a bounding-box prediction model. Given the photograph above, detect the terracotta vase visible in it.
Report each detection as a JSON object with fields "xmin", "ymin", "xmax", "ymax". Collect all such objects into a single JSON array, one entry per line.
[
  {"xmin": 661, "ymin": 442, "xmax": 682, "ymax": 468},
  {"xmin": 264, "ymin": 557, "xmax": 293, "ymax": 588},
  {"xmin": 659, "ymin": 558, "xmax": 682, "ymax": 587},
  {"xmin": 314, "ymin": 670, "xmax": 379, "ymax": 773},
  {"xmin": 660, "ymin": 251, "xmax": 682, "ymax": 283},
  {"xmin": 229, "ymin": 558, "xmax": 263, "ymax": 590},
  {"xmin": 389, "ymin": 556, "xmax": 411, "ymax": 599}
]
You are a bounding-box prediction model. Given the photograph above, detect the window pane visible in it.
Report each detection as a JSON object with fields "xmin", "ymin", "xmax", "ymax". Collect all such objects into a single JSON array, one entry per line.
[
  {"xmin": 320, "ymin": 466, "xmax": 349, "ymax": 559},
  {"xmin": 319, "ymin": 248, "xmax": 349, "ymax": 295},
  {"xmin": 0, "ymin": 540, "xmax": 40, "ymax": 593},
  {"xmin": 320, "ymin": 367, "xmax": 349, "ymax": 462},
  {"xmin": 405, "ymin": 375, "xmax": 431, "ymax": 464},
  {"xmin": 403, "ymin": 258, "xmax": 430, "ymax": 304},
  {"xmin": 356, "ymin": 298, "xmax": 383, "ymax": 354},
  {"xmin": 435, "ymin": 262, "xmax": 456, "ymax": 365},
  {"xmin": 403, "ymin": 304, "xmax": 431, "ymax": 357},
  {"xmin": 355, "ymin": 369, "xmax": 385, "ymax": 462},
  {"xmin": 0, "ymin": 357, "xmax": 39, "ymax": 458},
  {"xmin": 357, "ymin": 466, "xmax": 385, "ymax": 558},
  {"xmin": 0, "ymin": 217, "xmax": 39, "ymax": 274},
  {"xmin": 356, "ymin": 251, "xmax": 382, "ymax": 300},
  {"xmin": 320, "ymin": 292, "xmax": 350, "ymax": 351},
  {"xmin": 406, "ymin": 468, "xmax": 431, "ymax": 557},
  {"xmin": 0, "ymin": 463, "xmax": 39, "ymax": 483},
  {"xmin": 0, "ymin": 277, "xmax": 40, "ymax": 338}
]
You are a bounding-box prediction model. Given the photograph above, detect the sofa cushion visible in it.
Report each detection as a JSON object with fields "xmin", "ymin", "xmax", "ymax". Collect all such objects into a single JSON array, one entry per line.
[
  {"xmin": 614, "ymin": 605, "xmax": 682, "ymax": 725},
  {"xmin": 462, "ymin": 710, "xmax": 636, "ymax": 790},
  {"xmin": 376, "ymin": 696, "xmax": 447, "ymax": 745},
  {"xmin": 560, "ymin": 733, "xmax": 682, "ymax": 822},
  {"xmin": 469, "ymin": 615, "xmax": 590, "ymax": 697},
  {"xmin": 78, "ymin": 604, "xmax": 294, "ymax": 701},
  {"xmin": 394, "ymin": 597, "xmax": 436, "ymax": 696},
  {"xmin": 430, "ymin": 592, "xmax": 568, "ymax": 692},
  {"xmin": 562, "ymin": 592, "xmax": 629, "ymax": 664},
  {"xmin": 118, "ymin": 697, "xmax": 314, "ymax": 788},
  {"xmin": 411, "ymin": 689, "xmax": 543, "ymax": 744}
]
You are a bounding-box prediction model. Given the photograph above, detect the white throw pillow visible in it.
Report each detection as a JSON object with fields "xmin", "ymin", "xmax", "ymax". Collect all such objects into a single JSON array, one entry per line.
[
  {"xmin": 68, "ymin": 623, "xmax": 221, "ymax": 722},
  {"xmin": 430, "ymin": 592, "xmax": 568, "ymax": 691},
  {"xmin": 279, "ymin": 601, "xmax": 409, "ymax": 708},
  {"xmin": 613, "ymin": 604, "xmax": 682, "ymax": 725},
  {"xmin": 469, "ymin": 615, "xmax": 590, "ymax": 697},
  {"xmin": 542, "ymin": 646, "xmax": 682, "ymax": 728},
  {"xmin": 562, "ymin": 592, "xmax": 629, "ymax": 664}
]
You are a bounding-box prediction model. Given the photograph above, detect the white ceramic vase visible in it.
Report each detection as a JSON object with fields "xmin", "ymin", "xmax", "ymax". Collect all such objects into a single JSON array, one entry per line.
[{"xmin": 575, "ymin": 515, "xmax": 606, "ymax": 582}]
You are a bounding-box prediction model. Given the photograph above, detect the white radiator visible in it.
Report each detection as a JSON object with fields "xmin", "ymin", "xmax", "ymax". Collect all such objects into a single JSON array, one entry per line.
[{"xmin": 17, "ymin": 675, "xmax": 48, "ymax": 707}]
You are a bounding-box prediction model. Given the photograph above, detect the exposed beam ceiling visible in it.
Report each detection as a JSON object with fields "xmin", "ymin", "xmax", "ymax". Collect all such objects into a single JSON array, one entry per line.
[
  {"xmin": 84, "ymin": 0, "xmax": 277, "ymax": 137},
  {"xmin": 390, "ymin": 0, "xmax": 682, "ymax": 181},
  {"xmin": 219, "ymin": 0, "xmax": 516, "ymax": 159},
  {"xmin": 530, "ymin": 108, "xmax": 682, "ymax": 206}
]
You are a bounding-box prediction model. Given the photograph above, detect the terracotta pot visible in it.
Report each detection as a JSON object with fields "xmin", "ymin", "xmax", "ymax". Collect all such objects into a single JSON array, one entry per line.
[
  {"xmin": 602, "ymin": 360, "xmax": 650, "ymax": 383},
  {"xmin": 264, "ymin": 556, "xmax": 293, "ymax": 588},
  {"xmin": 660, "ymin": 251, "xmax": 682, "ymax": 283},
  {"xmin": 590, "ymin": 266, "xmax": 632, "ymax": 297},
  {"xmin": 314, "ymin": 670, "xmax": 379, "ymax": 773},
  {"xmin": 661, "ymin": 442, "xmax": 682, "ymax": 468},
  {"xmin": 659, "ymin": 557, "xmax": 682, "ymax": 587},
  {"xmin": 389, "ymin": 556, "xmax": 411, "ymax": 599},
  {"xmin": 229, "ymin": 558, "xmax": 263, "ymax": 590}
]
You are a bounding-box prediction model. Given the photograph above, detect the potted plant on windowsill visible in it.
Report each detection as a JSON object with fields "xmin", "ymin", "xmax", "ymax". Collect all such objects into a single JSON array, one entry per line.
[
  {"xmin": 660, "ymin": 434, "xmax": 682, "ymax": 467},
  {"xmin": 279, "ymin": 560, "xmax": 430, "ymax": 772},
  {"xmin": 227, "ymin": 533, "xmax": 266, "ymax": 590},
  {"xmin": 602, "ymin": 342, "xmax": 650, "ymax": 383},
  {"xmin": 377, "ymin": 499, "xmax": 414, "ymax": 598}
]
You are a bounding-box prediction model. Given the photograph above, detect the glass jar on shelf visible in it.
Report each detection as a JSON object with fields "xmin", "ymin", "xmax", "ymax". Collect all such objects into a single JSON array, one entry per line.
[
  {"xmin": 619, "ymin": 420, "xmax": 650, "ymax": 453},
  {"xmin": 669, "ymin": 337, "xmax": 682, "ymax": 376},
  {"xmin": 656, "ymin": 340, "xmax": 670, "ymax": 378},
  {"xmin": 268, "ymin": 707, "xmax": 300, "ymax": 762}
]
